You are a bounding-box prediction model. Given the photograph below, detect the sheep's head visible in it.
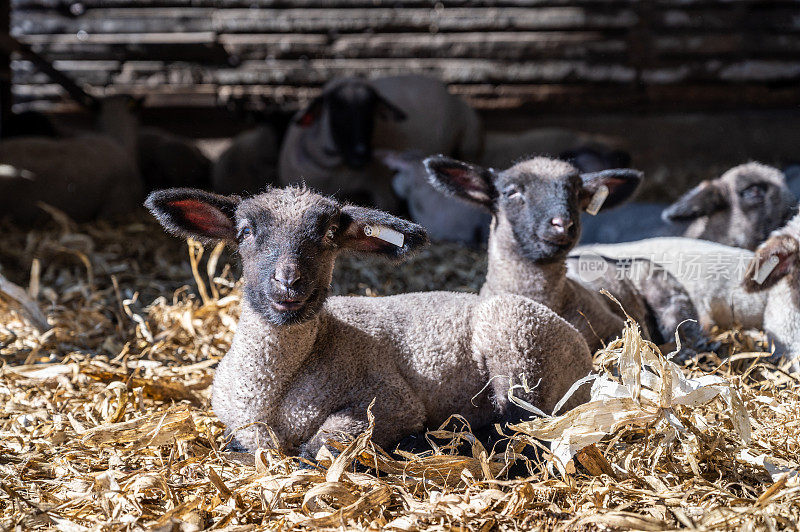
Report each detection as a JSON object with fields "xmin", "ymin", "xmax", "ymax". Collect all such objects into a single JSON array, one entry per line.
[
  {"xmin": 663, "ymin": 162, "xmax": 797, "ymax": 250},
  {"xmin": 295, "ymin": 79, "xmax": 407, "ymax": 169},
  {"xmin": 424, "ymin": 155, "xmax": 642, "ymax": 262},
  {"xmin": 146, "ymin": 187, "xmax": 428, "ymax": 325},
  {"xmin": 743, "ymin": 209, "xmax": 800, "ymax": 293}
]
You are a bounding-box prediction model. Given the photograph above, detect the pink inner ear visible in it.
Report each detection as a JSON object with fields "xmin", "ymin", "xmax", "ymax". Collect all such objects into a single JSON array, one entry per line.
[
  {"xmin": 442, "ymin": 167, "xmax": 480, "ymax": 191},
  {"xmin": 169, "ymin": 199, "xmax": 232, "ymax": 235}
]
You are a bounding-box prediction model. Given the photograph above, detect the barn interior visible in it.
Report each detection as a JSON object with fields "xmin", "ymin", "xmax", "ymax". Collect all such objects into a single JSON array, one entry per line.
[{"xmin": 1, "ymin": 1, "xmax": 799, "ymax": 530}]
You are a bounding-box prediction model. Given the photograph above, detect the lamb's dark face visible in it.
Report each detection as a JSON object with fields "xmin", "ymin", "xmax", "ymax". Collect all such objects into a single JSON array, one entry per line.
[
  {"xmin": 235, "ymin": 190, "xmax": 341, "ymax": 325},
  {"xmin": 424, "ymin": 155, "xmax": 642, "ymax": 263},
  {"xmin": 494, "ymin": 159, "xmax": 584, "ymax": 262},
  {"xmin": 145, "ymin": 186, "xmax": 428, "ymax": 327},
  {"xmin": 664, "ymin": 162, "xmax": 797, "ymax": 250},
  {"xmin": 297, "ymin": 80, "xmax": 407, "ymax": 170}
]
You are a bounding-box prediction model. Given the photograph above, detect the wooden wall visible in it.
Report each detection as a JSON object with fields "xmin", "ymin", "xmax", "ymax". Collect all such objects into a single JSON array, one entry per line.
[{"xmin": 8, "ymin": 0, "xmax": 800, "ymax": 112}]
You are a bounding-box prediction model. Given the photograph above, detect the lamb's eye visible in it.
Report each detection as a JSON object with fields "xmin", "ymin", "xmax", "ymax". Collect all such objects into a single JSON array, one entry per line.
[
  {"xmin": 326, "ymin": 225, "xmax": 338, "ymax": 240},
  {"xmin": 240, "ymin": 226, "xmax": 253, "ymax": 239},
  {"xmin": 503, "ymin": 185, "xmax": 521, "ymax": 198},
  {"xmin": 740, "ymin": 184, "xmax": 766, "ymax": 203}
]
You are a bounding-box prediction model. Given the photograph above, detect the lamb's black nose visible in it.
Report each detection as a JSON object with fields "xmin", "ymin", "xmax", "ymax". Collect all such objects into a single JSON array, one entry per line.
[{"xmin": 273, "ymin": 264, "xmax": 301, "ymax": 289}]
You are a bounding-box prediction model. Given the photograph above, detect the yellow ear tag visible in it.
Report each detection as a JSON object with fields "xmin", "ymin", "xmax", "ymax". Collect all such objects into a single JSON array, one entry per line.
[
  {"xmin": 363, "ymin": 224, "xmax": 405, "ymax": 247},
  {"xmin": 585, "ymin": 185, "xmax": 609, "ymax": 216},
  {"xmin": 753, "ymin": 255, "xmax": 780, "ymax": 285}
]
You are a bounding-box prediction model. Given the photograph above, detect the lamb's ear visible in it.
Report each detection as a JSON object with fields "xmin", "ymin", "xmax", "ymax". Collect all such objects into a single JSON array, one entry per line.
[
  {"xmin": 145, "ymin": 188, "xmax": 240, "ymax": 244},
  {"xmin": 295, "ymin": 95, "xmax": 324, "ymax": 128},
  {"xmin": 579, "ymin": 168, "xmax": 643, "ymax": 211},
  {"xmin": 338, "ymin": 205, "xmax": 428, "ymax": 259},
  {"xmin": 662, "ymin": 181, "xmax": 728, "ymax": 223},
  {"xmin": 375, "ymin": 93, "xmax": 407, "ymax": 122},
  {"xmin": 742, "ymin": 234, "xmax": 799, "ymax": 292},
  {"xmin": 424, "ymin": 155, "xmax": 496, "ymax": 210}
]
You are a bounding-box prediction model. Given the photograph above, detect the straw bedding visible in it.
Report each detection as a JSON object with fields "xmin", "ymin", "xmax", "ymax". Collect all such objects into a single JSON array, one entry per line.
[{"xmin": 0, "ymin": 212, "xmax": 798, "ymax": 531}]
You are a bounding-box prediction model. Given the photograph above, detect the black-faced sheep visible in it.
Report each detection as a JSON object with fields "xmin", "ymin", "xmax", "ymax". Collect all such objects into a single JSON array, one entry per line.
[
  {"xmin": 425, "ymin": 156, "xmax": 708, "ymax": 354},
  {"xmin": 146, "ymin": 186, "xmax": 592, "ymax": 458},
  {"xmin": 278, "ymin": 75, "xmax": 483, "ymax": 212}
]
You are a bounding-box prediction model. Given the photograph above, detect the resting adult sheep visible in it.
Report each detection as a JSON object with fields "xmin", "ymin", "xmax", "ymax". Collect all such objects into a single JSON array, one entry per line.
[
  {"xmin": 0, "ymin": 95, "xmax": 142, "ymax": 223},
  {"xmin": 424, "ymin": 156, "xmax": 708, "ymax": 354},
  {"xmin": 138, "ymin": 127, "xmax": 211, "ymax": 191},
  {"xmin": 146, "ymin": 186, "xmax": 592, "ymax": 457},
  {"xmin": 279, "ymin": 75, "xmax": 483, "ymax": 212},
  {"xmin": 580, "ymin": 162, "xmax": 796, "ymax": 249}
]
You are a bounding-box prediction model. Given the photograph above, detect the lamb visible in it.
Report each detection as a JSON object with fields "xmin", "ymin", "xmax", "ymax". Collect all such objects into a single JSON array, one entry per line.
[
  {"xmin": 146, "ymin": 186, "xmax": 592, "ymax": 457},
  {"xmin": 425, "ymin": 155, "xmax": 709, "ymax": 354},
  {"xmin": 380, "ymin": 149, "xmax": 490, "ymax": 246},
  {"xmin": 576, "ymin": 222, "xmax": 800, "ymax": 371},
  {"xmin": 279, "ymin": 75, "xmax": 483, "ymax": 212},
  {"xmin": 211, "ymin": 125, "xmax": 280, "ymax": 195},
  {"xmin": 138, "ymin": 127, "xmax": 211, "ymax": 191},
  {"xmin": 580, "ymin": 162, "xmax": 797, "ymax": 249},
  {"xmin": 0, "ymin": 95, "xmax": 143, "ymax": 223}
]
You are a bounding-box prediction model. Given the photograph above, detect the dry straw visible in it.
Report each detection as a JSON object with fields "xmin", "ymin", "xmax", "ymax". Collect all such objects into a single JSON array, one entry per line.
[{"xmin": 0, "ymin": 213, "xmax": 798, "ymax": 530}]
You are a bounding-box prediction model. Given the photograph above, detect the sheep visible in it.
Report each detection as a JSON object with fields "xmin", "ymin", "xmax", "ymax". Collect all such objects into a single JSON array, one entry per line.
[
  {"xmin": 580, "ymin": 162, "xmax": 797, "ymax": 249},
  {"xmin": 278, "ymin": 75, "xmax": 483, "ymax": 212},
  {"xmin": 145, "ymin": 185, "xmax": 592, "ymax": 457},
  {"xmin": 574, "ymin": 235, "xmax": 800, "ymax": 369},
  {"xmin": 380, "ymin": 149, "xmax": 490, "ymax": 246},
  {"xmin": 480, "ymin": 127, "xmax": 630, "ymax": 171},
  {"xmin": 0, "ymin": 95, "xmax": 143, "ymax": 223},
  {"xmin": 211, "ymin": 125, "xmax": 280, "ymax": 195},
  {"xmin": 137, "ymin": 127, "xmax": 212, "ymax": 191},
  {"xmin": 425, "ymin": 155, "xmax": 709, "ymax": 354}
]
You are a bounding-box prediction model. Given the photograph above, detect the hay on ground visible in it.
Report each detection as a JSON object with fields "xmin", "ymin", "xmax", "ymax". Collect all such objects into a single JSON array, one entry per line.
[{"xmin": 0, "ymin": 213, "xmax": 798, "ymax": 530}]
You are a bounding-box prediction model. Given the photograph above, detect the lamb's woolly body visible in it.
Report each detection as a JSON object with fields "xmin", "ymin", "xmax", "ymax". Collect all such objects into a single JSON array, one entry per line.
[
  {"xmin": 279, "ymin": 75, "xmax": 483, "ymax": 212},
  {"xmin": 574, "ymin": 237, "xmax": 800, "ymax": 369},
  {"xmin": 213, "ymin": 291, "xmax": 591, "ymax": 456}
]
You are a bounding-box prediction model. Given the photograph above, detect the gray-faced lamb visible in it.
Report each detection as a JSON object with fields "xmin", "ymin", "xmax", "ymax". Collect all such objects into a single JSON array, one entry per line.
[
  {"xmin": 211, "ymin": 125, "xmax": 280, "ymax": 195},
  {"xmin": 580, "ymin": 162, "xmax": 796, "ymax": 249},
  {"xmin": 0, "ymin": 95, "xmax": 142, "ymax": 223},
  {"xmin": 425, "ymin": 155, "xmax": 709, "ymax": 354},
  {"xmin": 146, "ymin": 186, "xmax": 592, "ymax": 457},
  {"xmin": 577, "ymin": 226, "xmax": 800, "ymax": 371},
  {"xmin": 279, "ymin": 75, "xmax": 483, "ymax": 212},
  {"xmin": 380, "ymin": 149, "xmax": 490, "ymax": 246}
]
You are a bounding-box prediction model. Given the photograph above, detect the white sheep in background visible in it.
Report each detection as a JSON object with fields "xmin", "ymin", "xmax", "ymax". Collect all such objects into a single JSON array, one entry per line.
[
  {"xmin": 279, "ymin": 75, "xmax": 483, "ymax": 212},
  {"xmin": 576, "ymin": 224, "xmax": 800, "ymax": 371},
  {"xmin": 380, "ymin": 149, "xmax": 490, "ymax": 246},
  {"xmin": 146, "ymin": 185, "xmax": 592, "ymax": 457}
]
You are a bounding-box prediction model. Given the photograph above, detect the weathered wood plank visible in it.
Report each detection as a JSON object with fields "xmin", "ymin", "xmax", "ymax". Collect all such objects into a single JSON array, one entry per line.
[
  {"xmin": 12, "ymin": 7, "xmax": 639, "ymax": 35},
  {"xmin": 11, "ymin": 0, "xmax": 800, "ymax": 8}
]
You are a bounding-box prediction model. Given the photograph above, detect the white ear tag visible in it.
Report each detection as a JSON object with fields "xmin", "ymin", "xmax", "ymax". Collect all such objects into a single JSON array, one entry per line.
[
  {"xmin": 585, "ymin": 185, "xmax": 609, "ymax": 216},
  {"xmin": 363, "ymin": 224, "xmax": 405, "ymax": 247},
  {"xmin": 753, "ymin": 255, "xmax": 780, "ymax": 285}
]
